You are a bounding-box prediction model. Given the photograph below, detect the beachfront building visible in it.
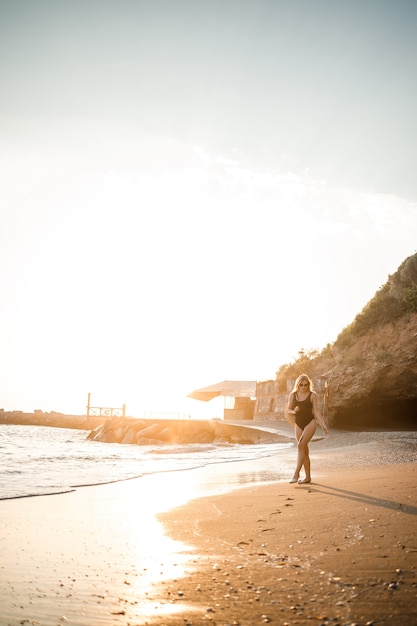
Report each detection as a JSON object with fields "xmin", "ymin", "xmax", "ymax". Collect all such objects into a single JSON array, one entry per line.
[
  {"xmin": 188, "ymin": 378, "xmax": 328, "ymax": 422},
  {"xmin": 254, "ymin": 377, "xmax": 328, "ymax": 421},
  {"xmin": 188, "ymin": 380, "xmax": 256, "ymax": 420}
]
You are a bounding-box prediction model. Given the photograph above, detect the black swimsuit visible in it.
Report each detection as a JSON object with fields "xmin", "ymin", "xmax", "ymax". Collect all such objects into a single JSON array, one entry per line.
[{"xmin": 292, "ymin": 392, "xmax": 315, "ymax": 429}]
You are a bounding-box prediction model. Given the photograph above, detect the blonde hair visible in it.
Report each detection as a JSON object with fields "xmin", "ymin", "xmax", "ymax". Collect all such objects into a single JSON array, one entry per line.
[{"xmin": 291, "ymin": 374, "xmax": 313, "ymax": 394}]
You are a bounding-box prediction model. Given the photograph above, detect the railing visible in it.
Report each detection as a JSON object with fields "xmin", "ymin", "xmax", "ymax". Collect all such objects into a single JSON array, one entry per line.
[
  {"xmin": 87, "ymin": 406, "xmax": 126, "ymax": 418},
  {"xmin": 86, "ymin": 393, "xmax": 126, "ymax": 418}
]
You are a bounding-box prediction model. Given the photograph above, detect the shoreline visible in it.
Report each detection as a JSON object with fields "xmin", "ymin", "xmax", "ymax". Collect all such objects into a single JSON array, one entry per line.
[
  {"xmin": 158, "ymin": 461, "xmax": 417, "ymax": 625},
  {"xmin": 1, "ymin": 429, "xmax": 416, "ymax": 625},
  {"xmin": 0, "ymin": 433, "xmax": 296, "ymax": 626}
]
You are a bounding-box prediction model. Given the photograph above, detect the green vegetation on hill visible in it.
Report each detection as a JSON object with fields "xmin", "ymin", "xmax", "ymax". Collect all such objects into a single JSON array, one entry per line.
[
  {"xmin": 337, "ymin": 253, "xmax": 417, "ymax": 348},
  {"xmin": 276, "ymin": 252, "xmax": 417, "ymax": 383}
]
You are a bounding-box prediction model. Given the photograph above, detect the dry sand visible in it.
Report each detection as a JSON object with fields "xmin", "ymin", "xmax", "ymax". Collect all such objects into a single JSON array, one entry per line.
[{"xmin": 1, "ymin": 428, "xmax": 416, "ymax": 626}]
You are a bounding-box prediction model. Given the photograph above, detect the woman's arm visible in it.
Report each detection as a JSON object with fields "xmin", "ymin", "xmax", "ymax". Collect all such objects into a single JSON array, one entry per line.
[
  {"xmin": 312, "ymin": 392, "xmax": 328, "ymax": 434},
  {"xmin": 286, "ymin": 392, "xmax": 298, "ymax": 415},
  {"xmin": 285, "ymin": 392, "xmax": 298, "ymax": 425}
]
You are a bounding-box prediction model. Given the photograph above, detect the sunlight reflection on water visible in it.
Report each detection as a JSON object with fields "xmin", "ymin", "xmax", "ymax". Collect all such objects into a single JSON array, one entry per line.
[
  {"xmin": 0, "ymin": 427, "xmax": 294, "ymax": 624},
  {"xmin": 105, "ymin": 452, "xmax": 294, "ymax": 622}
]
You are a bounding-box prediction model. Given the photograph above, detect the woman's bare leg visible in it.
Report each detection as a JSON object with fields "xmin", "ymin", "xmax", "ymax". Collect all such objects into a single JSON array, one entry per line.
[
  {"xmin": 300, "ymin": 443, "xmax": 311, "ymax": 482},
  {"xmin": 291, "ymin": 419, "xmax": 317, "ymax": 483}
]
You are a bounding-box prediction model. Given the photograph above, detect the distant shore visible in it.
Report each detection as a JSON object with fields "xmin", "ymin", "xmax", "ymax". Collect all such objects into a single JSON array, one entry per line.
[
  {"xmin": 1, "ymin": 428, "xmax": 416, "ymax": 625},
  {"xmin": 0, "ymin": 410, "xmax": 106, "ymax": 430}
]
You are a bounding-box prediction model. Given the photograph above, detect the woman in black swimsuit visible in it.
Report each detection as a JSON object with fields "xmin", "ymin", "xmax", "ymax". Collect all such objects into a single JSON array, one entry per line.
[{"xmin": 286, "ymin": 374, "xmax": 328, "ymax": 484}]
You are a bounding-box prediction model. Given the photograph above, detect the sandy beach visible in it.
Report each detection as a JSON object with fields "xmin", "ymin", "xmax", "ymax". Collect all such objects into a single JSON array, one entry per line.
[{"xmin": 1, "ymin": 427, "xmax": 416, "ymax": 626}]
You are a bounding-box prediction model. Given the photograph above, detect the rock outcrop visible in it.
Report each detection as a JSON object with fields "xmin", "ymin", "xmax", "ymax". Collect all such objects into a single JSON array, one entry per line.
[
  {"xmin": 286, "ymin": 253, "xmax": 417, "ymax": 429},
  {"xmin": 309, "ymin": 312, "xmax": 417, "ymax": 428}
]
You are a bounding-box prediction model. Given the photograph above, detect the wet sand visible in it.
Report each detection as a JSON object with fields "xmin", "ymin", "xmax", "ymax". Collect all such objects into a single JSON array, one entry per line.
[{"xmin": 1, "ymin": 428, "xmax": 416, "ymax": 625}]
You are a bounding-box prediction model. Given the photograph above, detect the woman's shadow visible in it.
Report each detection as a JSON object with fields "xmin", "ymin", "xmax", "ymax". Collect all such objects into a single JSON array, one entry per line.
[{"xmin": 301, "ymin": 482, "xmax": 417, "ymax": 515}]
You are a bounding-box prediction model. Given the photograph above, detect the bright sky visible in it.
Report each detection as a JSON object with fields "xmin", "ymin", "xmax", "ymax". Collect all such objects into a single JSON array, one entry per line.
[{"xmin": 1, "ymin": 0, "xmax": 416, "ymax": 418}]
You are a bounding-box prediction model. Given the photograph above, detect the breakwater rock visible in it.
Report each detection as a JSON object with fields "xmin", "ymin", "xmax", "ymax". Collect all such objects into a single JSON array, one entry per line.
[{"xmin": 87, "ymin": 417, "xmax": 287, "ymax": 446}]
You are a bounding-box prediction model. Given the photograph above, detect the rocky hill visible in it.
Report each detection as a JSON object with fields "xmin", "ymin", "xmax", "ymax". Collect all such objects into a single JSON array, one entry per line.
[{"xmin": 276, "ymin": 253, "xmax": 417, "ymax": 429}]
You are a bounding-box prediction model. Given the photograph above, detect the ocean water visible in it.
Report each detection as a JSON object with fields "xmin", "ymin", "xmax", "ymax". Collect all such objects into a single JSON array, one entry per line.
[{"xmin": 0, "ymin": 423, "xmax": 293, "ymax": 500}]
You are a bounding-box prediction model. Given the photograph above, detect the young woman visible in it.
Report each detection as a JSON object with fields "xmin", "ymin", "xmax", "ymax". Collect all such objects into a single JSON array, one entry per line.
[{"xmin": 286, "ymin": 374, "xmax": 328, "ymax": 484}]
